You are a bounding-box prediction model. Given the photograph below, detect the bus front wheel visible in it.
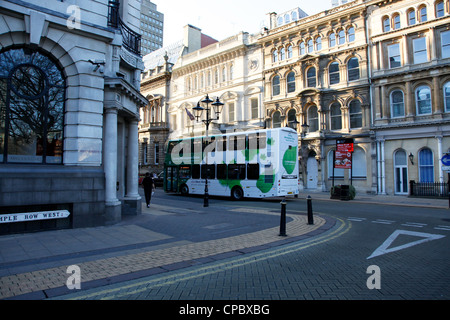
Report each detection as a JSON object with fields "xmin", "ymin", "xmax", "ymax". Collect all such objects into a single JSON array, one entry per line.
[{"xmin": 231, "ymin": 186, "xmax": 244, "ymax": 201}]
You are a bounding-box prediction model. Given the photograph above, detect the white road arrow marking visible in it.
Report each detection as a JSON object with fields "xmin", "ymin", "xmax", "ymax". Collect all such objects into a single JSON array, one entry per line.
[{"xmin": 367, "ymin": 230, "xmax": 446, "ymax": 260}]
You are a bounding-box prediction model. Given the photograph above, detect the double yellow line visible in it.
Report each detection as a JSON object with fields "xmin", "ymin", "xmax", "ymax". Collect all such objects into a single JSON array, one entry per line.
[{"xmin": 63, "ymin": 216, "xmax": 351, "ymax": 300}]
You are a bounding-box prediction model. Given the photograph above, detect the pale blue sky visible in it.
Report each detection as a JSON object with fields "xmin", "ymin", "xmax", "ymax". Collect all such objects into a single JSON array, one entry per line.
[{"xmin": 152, "ymin": 0, "xmax": 331, "ymax": 46}]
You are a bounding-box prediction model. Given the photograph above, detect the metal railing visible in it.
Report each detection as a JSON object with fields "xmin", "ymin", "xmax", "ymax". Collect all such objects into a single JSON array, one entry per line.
[
  {"xmin": 409, "ymin": 180, "xmax": 449, "ymax": 198},
  {"xmin": 108, "ymin": 0, "xmax": 141, "ymax": 56}
]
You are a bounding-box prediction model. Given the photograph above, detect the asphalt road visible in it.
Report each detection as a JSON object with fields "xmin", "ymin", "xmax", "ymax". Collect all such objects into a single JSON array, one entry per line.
[{"xmin": 55, "ymin": 192, "xmax": 450, "ymax": 303}]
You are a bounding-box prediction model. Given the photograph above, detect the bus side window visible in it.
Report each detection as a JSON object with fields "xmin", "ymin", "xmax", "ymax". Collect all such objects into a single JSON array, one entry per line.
[
  {"xmin": 179, "ymin": 166, "xmax": 191, "ymax": 179},
  {"xmin": 228, "ymin": 164, "xmax": 246, "ymax": 180},
  {"xmin": 217, "ymin": 136, "xmax": 226, "ymax": 152},
  {"xmin": 247, "ymin": 164, "xmax": 259, "ymax": 180},
  {"xmin": 192, "ymin": 165, "xmax": 200, "ymax": 179},
  {"xmin": 264, "ymin": 164, "xmax": 274, "ymax": 183},
  {"xmin": 217, "ymin": 164, "xmax": 227, "ymax": 180},
  {"xmin": 201, "ymin": 164, "xmax": 216, "ymax": 179}
]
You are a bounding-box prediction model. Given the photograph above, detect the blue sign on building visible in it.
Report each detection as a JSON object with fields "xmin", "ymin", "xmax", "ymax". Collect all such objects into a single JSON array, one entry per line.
[{"xmin": 442, "ymin": 154, "xmax": 450, "ymax": 166}]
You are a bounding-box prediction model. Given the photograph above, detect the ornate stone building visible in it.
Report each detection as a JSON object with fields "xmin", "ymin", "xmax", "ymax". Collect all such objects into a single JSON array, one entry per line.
[
  {"xmin": 168, "ymin": 30, "xmax": 264, "ymax": 140},
  {"xmin": 0, "ymin": 0, "xmax": 146, "ymax": 234},
  {"xmin": 259, "ymin": 0, "xmax": 374, "ymax": 193},
  {"xmin": 368, "ymin": 0, "xmax": 450, "ymax": 195}
]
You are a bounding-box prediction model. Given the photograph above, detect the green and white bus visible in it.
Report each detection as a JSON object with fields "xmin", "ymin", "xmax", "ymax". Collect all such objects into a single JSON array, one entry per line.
[{"xmin": 164, "ymin": 127, "xmax": 299, "ymax": 200}]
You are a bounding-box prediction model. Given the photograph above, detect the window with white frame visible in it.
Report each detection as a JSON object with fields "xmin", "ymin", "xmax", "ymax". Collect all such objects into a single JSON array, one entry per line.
[
  {"xmin": 228, "ymin": 102, "xmax": 235, "ymax": 122},
  {"xmin": 348, "ymin": 27, "xmax": 355, "ymax": 42},
  {"xmin": 272, "ymin": 75, "xmax": 281, "ymax": 96},
  {"xmin": 441, "ymin": 30, "xmax": 450, "ymax": 58},
  {"xmin": 419, "ymin": 5, "xmax": 428, "ymax": 22},
  {"xmin": 352, "ymin": 148, "xmax": 367, "ymax": 178},
  {"xmin": 329, "ymin": 61, "xmax": 340, "ymax": 85},
  {"xmin": 307, "ymin": 67, "xmax": 316, "ymax": 87},
  {"xmin": 347, "ymin": 57, "xmax": 360, "ymax": 81},
  {"xmin": 408, "ymin": 9, "xmax": 416, "ymax": 25},
  {"xmin": 388, "ymin": 43, "xmax": 401, "ymax": 68},
  {"xmin": 444, "ymin": 82, "xmax": 450, "ymax": 112},
  {"xmin": 413, "ymin": 37, "xmax": 428, "ymax": 64},
  {"xmin": 419, "ymin": 148, "xmax": 434, "ymax": 182},
  {"xmin": 330, "ymin": 102, "xmax": 342, "ymax": 130},
  {"xmin": 416, "ymin": 85, "xmax": 432, "ymax": 115},
  {"xmin": 349, "ymin": 99, "xmax": 362, "ymax": 128},
  {"xmin": 272, "ymin": 111, "xmax": 281, "ymax": 128},
  {"xmin": 391, "ymin": 90, "xmax": 405, "ymax": 118},
  {"xmin": 287, "ymin": 72, "xmax": 296, "ymax": 93},
  {"xmin": 329, "ymin": 33, "xmax": 336, "ymax": 47},
  {"xmin": 251, "ymin": 98, "xmax": 259, "ymax": 119},
  {"xmin": 436, "ymin": 1, "xmax": 445, "ymax": 17},
  {"xmin": 308, "ymin": 106, "xmax": 319, "ymax": 132}
]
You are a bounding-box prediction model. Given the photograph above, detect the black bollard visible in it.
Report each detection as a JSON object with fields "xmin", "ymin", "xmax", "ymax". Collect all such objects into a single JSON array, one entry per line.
[
  {"xmin": 279, "ymin": 198, "xmax": 287, "ymax": 237},
  {"xmin": 307, "ymin": 195, "xmax": 314, "ymax": 225}
]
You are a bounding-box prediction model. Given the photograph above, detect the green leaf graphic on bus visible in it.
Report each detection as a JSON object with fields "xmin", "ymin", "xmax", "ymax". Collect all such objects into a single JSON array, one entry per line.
[
  {"xmin": 282, "ymin": 146, "xmax": 297, "ymax": 174},
  {"xmin": 256, "ymin": 174, "xmax": 275, "ymax": 193}
]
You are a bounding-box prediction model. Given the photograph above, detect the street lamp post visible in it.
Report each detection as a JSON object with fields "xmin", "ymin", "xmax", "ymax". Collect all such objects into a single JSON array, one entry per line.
[{"xmin": 192, "ymin": 94, "xmax": 224, "ymax": 207}]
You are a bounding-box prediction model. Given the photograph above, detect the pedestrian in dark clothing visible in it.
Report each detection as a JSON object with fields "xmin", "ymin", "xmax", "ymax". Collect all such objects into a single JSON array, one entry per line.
[{"xmin": 142, "ymin": 172, "xmax": 155, "ymax": 208}]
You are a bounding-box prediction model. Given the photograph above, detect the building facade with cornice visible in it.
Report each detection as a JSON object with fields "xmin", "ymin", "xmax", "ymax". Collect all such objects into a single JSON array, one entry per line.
[
  {"xmin": 168, "ymin": 31, "xmax": 264, "ymax": 140},
  {"xmin": 259, "ymin": 0, "xmax": 375, "ymax": 193},
  {"xmin": 0, "ymin": 0, "xmax": 146, "ymax": 234},
  {"xmin": 368, "ymin": 0, "xmax": 450, "ymax": 195}
]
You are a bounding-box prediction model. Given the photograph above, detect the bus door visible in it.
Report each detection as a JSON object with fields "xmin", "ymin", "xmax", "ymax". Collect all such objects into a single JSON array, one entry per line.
[{"xmin": 165, "ymin": 166, "xmax": 178, "ymax": 192}]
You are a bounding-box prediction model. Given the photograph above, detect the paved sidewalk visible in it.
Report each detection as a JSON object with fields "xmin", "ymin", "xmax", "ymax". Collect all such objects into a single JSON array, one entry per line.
[
  {"xmin": 0, "ymin": 189, "xmax": 447, "ymax": 300},
  {"xmin": 300, "ymin": 190, "xmax": 450, "ymax": 209},
  {"xmin": 0, "ymin": 194, "xmax": 330, "ymax": 300}
]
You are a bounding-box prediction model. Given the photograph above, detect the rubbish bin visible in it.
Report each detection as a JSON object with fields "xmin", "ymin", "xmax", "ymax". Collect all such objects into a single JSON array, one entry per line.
[{"xmin": 340, "ymin": 185, "xmax": 350, "ymax": 201}]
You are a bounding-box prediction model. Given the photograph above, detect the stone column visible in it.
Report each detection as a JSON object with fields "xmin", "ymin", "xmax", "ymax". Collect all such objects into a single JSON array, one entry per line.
[
  {"xmin": 126, "ymin": 119, "xmax": 140, "ymax": 199},
  {"xmin": 104, "ymin": 107, "xmax": 121, "ymax": 224},
  {"xmin": 123, "ymin": 119, "xmax": 142, "ymax": 216}
]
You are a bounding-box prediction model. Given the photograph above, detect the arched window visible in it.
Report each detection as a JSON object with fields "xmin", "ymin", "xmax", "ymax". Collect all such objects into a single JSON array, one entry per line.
[
  {"xmin": 419, "ymin": 148, "xmax": 434, "ymax": 182},
  {"xmin": 287, "ymin": 109, "xmax": 297, "ymax": 128},
  {"xmin": 0, "ymin": 47, "xmax": 65, "ymax": 164},
  {"xmin": 347, "ymin": 57, "xmax": 360, "ymax": 81},
  {"xmin": 348, "ymin": 27, "xmax": 355, "ymax": 42},
  {"xmin": 393, "ymin": 14, "xmax": 401, "ymax": 29},
  {"xmin": 408, "ymin": 9, "xmax": 416, "ymax": 25},
  {"xmin": 272, "ymin": 49, "xmax": 278, "ymax": 63},
  {"xmin": 330, "ymin": 102, "xmax": 342, "ymax": 130},
  {"xmin": 416, "ymin": 85, "xmax": 432, "ymax": 115},
  {"xmin": 284, "ymin": 14, "xmax": 290, "ymax": 24},
  {"xmin": 444, "ymin": 82, "xmax": 450, "ymax": 112},
  {"xmin": 306, "ymin": 67, "xmax": 316, "ymax": 87},
  {"xmin": 272, "ymin": 75, "xmax": 281, "ymax": 96},
  {"xmin": 436, "ymin": 1, "xmax": 445, "ymax": 18},
  {"xmin": 329, "ymin": 33, "xmax": 336, "ymax": 47},
  {"xmin": 280, "ymin": 47, "xmax": 286, "ymax": 61},
  {"xmin": 390, "ymin": 90, "xmax": 405, "ymax": 118},
  {"xmin": 307, "ymin": 106, "xmax": 319, "ymax": 132},
  {"xmin": 419, "ymin": 5, "xmax": 428, "ymax": 22},
  {"xmin": 338, "ymin": 29, "xmax": 346, "ymax": 45},
  {"xmin": 329, "ymin": 61, "xmax": 340, "ymax": 85},
  {"xmin": 222, "ymin": 67, "xmax": 226, "ymax": 82},
  {"xmin": 229, "ymin": 64, "xmax": 234, "ymax": 80},
  {"xmin": 287, "ymin": 45, "xmax": 293, "ymax": 59},
  {"xmin": 383, "ymin": 16, "xmax": 390, "ymax": 32},
  {"xmin": 287, "ymin": 72, "xmax": 296, "ymax": 93},
  {"xmin": 316, "ymin": 36, "xmax": 322, "ymax": 51},
  {"xmin": 299, "ymin": 42, "xmax": 306, "ymax": 55},
  {"xmin": 272, "ymin": 111, "xmax": 281, "ymax": 128},
  {"xmin": 349, "ymin": 99, "xmax": 362, "ymax": 129},
  {"xmin": 307, "ymin": 39, "xmax": 314, "ymax": 53}
]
